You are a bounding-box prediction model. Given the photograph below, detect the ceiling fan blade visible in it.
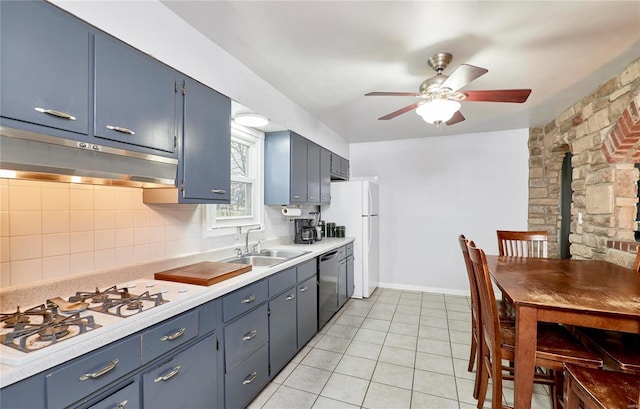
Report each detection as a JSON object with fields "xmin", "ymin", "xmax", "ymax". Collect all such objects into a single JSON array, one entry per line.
[
  {"xmin": 463, "ymin": 89, "xmax": 532, "ymax": 103},
  {"xmin": 378, "ymin": 102, "xmax": 419, "ymax": 120},
  {"xmin": 366, "ymin": 92, "xmax": 421, "ymax": 97},
  {"xmin": 446, "ymin": 111, "xmax": 465, "ymax": 126},
  {"xmin": 441, "ymin": 64, "xmax": 488, "ymax": 92}
]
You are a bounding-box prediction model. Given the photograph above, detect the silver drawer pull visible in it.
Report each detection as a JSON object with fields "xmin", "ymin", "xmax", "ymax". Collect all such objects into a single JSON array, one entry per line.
[
  {"xmin": 116, "ymin": 400, "xmax": 128, "ymax": 409},
  {"xmin": 160, "ymin": 327, "xmax": 186, "ymax": 342},
  {"xmin": 78, "ymin": 359, "xmax": 119, "ymax": 381},
  {"xmin": 211, "ymin": 189, "xmax": 226, "ymax": 194},
  {"xmin": 154, "ymin": 365, "xmax": 181, "ymax": 383},
  {"xmin": 35, "ymin": 107, "xmax": 76, "ymax": 121},
  {"xmin": 106, "ymin": 125, "xmax": 135, "ymax": 135},
  {"xmin": 299, "ymin": 286, "xmax": 308, "ymax": 292},
  {"xmin": 286, "ymin": 293, "xmax": 296, "ymax": 301},
  {"xmin": 293, "ymin": 195, "xmax": 301, "ymax": 199},
  {"xmin": 242, "ymin": 372, "xmax": 257, "ymax": 385},
  {"xmin": 243, "ymin": 330, "xmax": 257, "ymax": 341},
  {"xmin": 241, "ymin": 295, "xmax": 256, "ymax": 304}
]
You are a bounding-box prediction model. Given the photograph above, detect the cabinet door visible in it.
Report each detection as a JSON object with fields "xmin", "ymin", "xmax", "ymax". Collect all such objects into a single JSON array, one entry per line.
[
  {"xmin": 297, "ymin": 276, "xmax": 318, "ymax": 348},
  {"xmin": 320, "ymin": 148, "xmax": 332, "ymax": 203},
  {"xmin": 181, "ymin": 78, "xmax": 231, "ymax": 202},
  {"xmin": 346, "ymin": 255, "xmax": 355, "ymax": 299},
  {"xmin": 338, "ymin": 258, "xmax": 348, "ymax": 308},
  {"xmin": 0, "ymin": 1, "xmax": 89, "ymax": 134},
  {"xmin": 94, "ymin": 34, "xmax": 177, "ymax": 153},
  {"xmin": 307, "ymin": 142, "xmax": 320, "ymax": 203},
  {"xmin": 88, "ymin": 379, "xmax": 139, "ymax": 409},
  {"xmin": 290, "ymin": 133, "xmax": 308, "ymax": 203},
  {"xmin": 0, "ymin": 373, "xmax": 45, "ymax": 409},
  {"xmin": 269, "ymin": 288, "xmax": 297, "ymax": 374},
  {"xmin": 143, "ymin": 334, "xmax": 217, "ymax": 409},
  {"xmin": 225, "ymin": 304, "xmax": 269, "ymax": 372}
]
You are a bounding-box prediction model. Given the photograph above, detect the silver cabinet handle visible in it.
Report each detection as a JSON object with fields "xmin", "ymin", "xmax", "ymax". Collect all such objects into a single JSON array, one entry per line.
[
  {"xmin": 299, "ymin": 286, "xmax": 308, "ymax": 292},
  {"xmin": 211, "ymin": 189, "xmax": 226, "ymax": 194},
  {"xmin": 154, "ymin": 366, "xmax": 181, "ymax": 383},
  {"xmin": 35, "ymin": 107, "xmax": 76, "ymax": 121},
  {"xmin": 243, "ymin": 330, "xmax": 257, "ymax": 341},
  {"xmin": 242, "ymin": 372, "xmax": 257, "ymax": 385},
  {"xmin": 286, "ymin": 293, "xmax": 296, "ymax": 301},
  {"xmin": 241, "ymin": 295, "xmax": 256, "ymax": 304},
  {"xmin": 160, "ymin": 327, "xmax": 186, "ymax": 342},
  {"xmin": 308, "ymin": 196, "xmax": 315, "ymax": 200},
  {"xmin": 293, "ymin": 195, "xmax": 301, "ymax": 199},
  {"xmin": 106, "ymin": 125, "xmax": 135, "ymax": 135},
  {"xmin": 78, "ymin": 359, "xmax": 119, "ymax": 381},
  {"xmin": 116, "ymin": 400, "xmax": 128, "ymax": 409}
]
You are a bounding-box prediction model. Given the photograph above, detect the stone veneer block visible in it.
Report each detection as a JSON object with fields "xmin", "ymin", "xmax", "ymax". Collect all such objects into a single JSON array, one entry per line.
[{"xmin": 585, "ymin": 185, "xmax": 614, "ymax": 214}]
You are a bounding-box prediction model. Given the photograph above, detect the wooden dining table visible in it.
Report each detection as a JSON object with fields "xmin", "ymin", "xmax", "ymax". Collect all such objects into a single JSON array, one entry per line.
[{"xmin": 485, "ymin": 255, "xmax": 640, "ymax": 409}]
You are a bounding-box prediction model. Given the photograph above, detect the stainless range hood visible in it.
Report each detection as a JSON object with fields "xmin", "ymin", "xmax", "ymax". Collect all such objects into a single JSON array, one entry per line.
[{"xmin": 0, "ymin": 127, "xmax": 177, "ymax": 188}]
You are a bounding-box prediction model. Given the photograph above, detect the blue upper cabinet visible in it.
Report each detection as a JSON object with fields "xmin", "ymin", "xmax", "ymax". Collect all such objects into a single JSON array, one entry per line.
[
  {"xmin": 94, "ymin": 34, "xmax": 178, "ymax": 154},
  {"xmin": 0, "ymin": 1, "xmax": 90, "ymax": 135},
  {"xmin": 180, "ymin": 77, "xmax": 231, "ymax": 203}
]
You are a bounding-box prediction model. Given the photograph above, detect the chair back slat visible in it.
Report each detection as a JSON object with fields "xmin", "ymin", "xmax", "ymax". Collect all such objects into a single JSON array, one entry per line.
[
  {"xmin": 497, "ymin": 230, "xmax": 548, "ymax": 257},
  {"xmin": 458, "ymin": 235, "xmax": 480, "ymax": 324},
  {"xmin": 467, "ymin": 241, "xmax": 502, "ymax": 364}
]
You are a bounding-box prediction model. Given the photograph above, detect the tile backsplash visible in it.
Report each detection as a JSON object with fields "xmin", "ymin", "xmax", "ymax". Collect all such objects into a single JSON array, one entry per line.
[{"xmin": 0, "ymin": 178, "xmax": 289, "ymax": 288}]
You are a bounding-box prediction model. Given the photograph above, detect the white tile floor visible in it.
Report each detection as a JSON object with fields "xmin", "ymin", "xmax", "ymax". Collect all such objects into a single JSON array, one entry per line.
[{"xmin": 248, "ymin": 288, "xmax": 554, "ymax": 409}]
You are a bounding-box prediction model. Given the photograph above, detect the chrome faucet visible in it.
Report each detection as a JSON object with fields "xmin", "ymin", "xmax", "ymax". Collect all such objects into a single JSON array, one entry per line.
[{"xmin": 245, "ymin": 226, "xmax": 261, "ymax": 254}]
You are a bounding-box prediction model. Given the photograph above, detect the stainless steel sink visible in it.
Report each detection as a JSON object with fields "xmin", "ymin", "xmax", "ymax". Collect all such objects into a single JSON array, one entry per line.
[
  {"xmin": 224, "ymin": 255, "xmax": 287, "ymax": 267},
  {"xmin": 222, "ymin": 249, "xmax": 309, "ymax": 267},
  {"xmin": 257, "ymin": 249, "xmax": 309, "ymax": 259}
]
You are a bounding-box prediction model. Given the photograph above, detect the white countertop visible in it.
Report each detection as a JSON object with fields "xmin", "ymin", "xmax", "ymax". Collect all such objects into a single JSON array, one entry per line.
[{"xmin": 0, "ymin": 237, "xmax": 353, "ymax": 388}]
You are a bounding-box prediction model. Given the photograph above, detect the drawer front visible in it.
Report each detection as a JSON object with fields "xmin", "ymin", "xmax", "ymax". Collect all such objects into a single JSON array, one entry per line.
[
  {"xmin": 225, "ymin": 343, "xmax": 269, "ymax": 409},
  {"xmin": 223, "ymin": 280, "xmax": 268, "ymax": 322},
  {"xmin": 296, "ymin": 258, "xmax": 317, "ymax": 282},
  {"xmin": 46, "ymin": 336, "xmax": 141, "ymax": 408},
  {"xmin": 346, "ymin": 242, "xmax": 354, "ymax": 257},
  {"xmin": 142, "ymin": 335, "xmax": 217, "ymax": 409},
  {"xmin": 224, "ymin": 304, "xmax": 268, "ymax": 372},
  {"xmin": 268, "ymin": 267, "xmax": 296, "ymax": 297},
  {"xmin": 141, "ymin": 309, "xmax": 199, "ymax": 363},
  {"xmin": 88, "ymin": 379, "xmax": 139, "ymax": 409},
  {"xmin": 337, "ymin": 245, "xmax": 347, "ymax": 260}
]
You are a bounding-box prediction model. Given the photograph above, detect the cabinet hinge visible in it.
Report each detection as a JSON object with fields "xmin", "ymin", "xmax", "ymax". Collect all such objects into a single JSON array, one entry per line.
[
  {"xmin": 268, "ymin": 364, "xmax": 271, "ymax": 375},
  {"xmin": 174, "ymin": 135, "xmax": 177, "ymax": 149},
  {"xmin": 267, "ymin": 308, "xmax": 271, "ymax": 316},
  {"xmin": 181, "ymin": 83, "xmax": 186, "ymax": 96},
  {"xmin": 180, "ymin": 180, "xmax": 185, "ymax": 192},
  {"xmin": 174, "ymin": 81, "xmax": 178, "ymax": 93},
  {"xmin": 216, "ymin": 338, "xmax": 219, "ymax": 350}
]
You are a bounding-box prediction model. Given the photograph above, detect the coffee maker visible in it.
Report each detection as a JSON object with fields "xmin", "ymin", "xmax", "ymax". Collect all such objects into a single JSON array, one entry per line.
[{"xmin": 294, "ymin": 218, "xmax": 316, "ymax": 244}]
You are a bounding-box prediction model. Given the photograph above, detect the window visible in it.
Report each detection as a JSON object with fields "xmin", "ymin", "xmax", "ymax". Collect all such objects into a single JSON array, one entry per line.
[{"xmin": 204, "ymin": 124, "xmax": 264, "ymax": 236}]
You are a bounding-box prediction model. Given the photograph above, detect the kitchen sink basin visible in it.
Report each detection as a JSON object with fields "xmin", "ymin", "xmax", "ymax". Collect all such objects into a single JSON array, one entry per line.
[
  {"xmin": 224, "ymin": 255, "xmax": 287, "ymax": 267},
  {"xmin": 222, "ymin": 249, "xmax": 310, "ymax": 267},
  {"xmin": 256, "ymin": 249, "xmax": 310, "ymax": 259}
]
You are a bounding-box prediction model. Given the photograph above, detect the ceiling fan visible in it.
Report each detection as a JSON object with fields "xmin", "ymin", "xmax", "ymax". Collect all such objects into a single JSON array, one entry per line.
[{"xmin": 365, "ymin": 52, "xmax": 532, "ymax": 126}]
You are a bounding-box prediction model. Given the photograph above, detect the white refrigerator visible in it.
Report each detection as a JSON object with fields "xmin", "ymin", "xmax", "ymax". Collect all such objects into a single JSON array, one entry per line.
[{"xmin": 322, "ymin": 177, "xmax": 380, "ymax": 298}]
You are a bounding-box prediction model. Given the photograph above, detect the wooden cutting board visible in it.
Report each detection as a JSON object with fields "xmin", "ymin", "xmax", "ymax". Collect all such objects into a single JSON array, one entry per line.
[{"xmin": 155, "ymin": 261, "xmax": 252, "ymax": 286}]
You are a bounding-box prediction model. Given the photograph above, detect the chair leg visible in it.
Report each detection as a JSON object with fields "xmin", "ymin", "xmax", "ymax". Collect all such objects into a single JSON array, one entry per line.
[
  {"xmin": 491, "ymin": 361, "xmax": 503, "ymax": 409},
  {"xmin": 477, "ymin": 356, "xmax": 489, "ymax": 409}
]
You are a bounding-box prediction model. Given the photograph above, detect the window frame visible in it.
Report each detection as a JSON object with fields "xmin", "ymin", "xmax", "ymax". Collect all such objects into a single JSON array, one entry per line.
[{"xmin": 204, "ymin": 123, "xmax": 264, "ymax": 237}]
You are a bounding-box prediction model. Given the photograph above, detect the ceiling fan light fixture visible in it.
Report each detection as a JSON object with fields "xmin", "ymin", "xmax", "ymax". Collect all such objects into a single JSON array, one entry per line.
[
  {"xmin": 415, "ymin": 99, "xmax": 461, "ymax": 124},
  {"xmin": 233, "ymin": 113, "xmax": 269, "ymax": 127}
]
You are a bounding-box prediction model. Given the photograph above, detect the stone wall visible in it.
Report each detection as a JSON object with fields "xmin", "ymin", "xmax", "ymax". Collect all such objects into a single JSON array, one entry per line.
[{"xmin": 528, "ymin": 59, "xmax": 640, "ymax": 268}]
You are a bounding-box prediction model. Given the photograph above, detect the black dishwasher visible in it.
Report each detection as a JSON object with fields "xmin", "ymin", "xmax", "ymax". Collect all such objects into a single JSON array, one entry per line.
[{"xmin": 318, "ymin": 249, "xmax": 339, "ymax": 329}]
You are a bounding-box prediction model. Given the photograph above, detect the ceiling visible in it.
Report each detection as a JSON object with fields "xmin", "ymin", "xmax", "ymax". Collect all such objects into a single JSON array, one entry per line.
[{"xmin": 162, "ymin": 1, "xmax": 640, "ymax": 143}]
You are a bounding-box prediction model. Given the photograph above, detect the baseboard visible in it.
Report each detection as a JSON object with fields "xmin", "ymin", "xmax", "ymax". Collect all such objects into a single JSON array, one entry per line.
[{"xmin": 376, "ymin": 282, "xmax": 471, "ymax": 297}]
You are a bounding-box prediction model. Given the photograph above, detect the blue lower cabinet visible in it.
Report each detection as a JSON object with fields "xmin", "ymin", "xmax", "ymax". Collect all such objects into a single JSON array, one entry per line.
[
  {"xmin": 297, "ymin": 276, "xmax": 318, "ymax": 348},
  {"xmin": 88, "ymin": 379, "xmax": 139, "ymax": 409},
  {"xmin": 269, "ymin": 287, "xmax": 298, "ymax": 375},
  {"xmin": 142, "ymin": 334, "xmax": 217, "ymax": 409},
  {"xmin": 225, "ymin": 343, "xmax": 269, "ymax": 409}
]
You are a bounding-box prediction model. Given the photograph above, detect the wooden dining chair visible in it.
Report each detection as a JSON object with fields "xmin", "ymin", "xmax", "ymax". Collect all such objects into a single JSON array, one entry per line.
[
  {"xmin": 457, "ymin": 234, "xmax": 515, "ymax": 399},
  {"xmin": 634, "ymin": 246, "xmax": 640, "ymax": 272},
  {"xmin": 467, "ymin": 241, "xmax": 603, "ymax": 409},
  {"xmin": 564, "ymin": 363, "xmax": 640, "ymax": 409},
  {"xmin": 496, "ymin": 230, "xmax": 548, "ymax": 257}
]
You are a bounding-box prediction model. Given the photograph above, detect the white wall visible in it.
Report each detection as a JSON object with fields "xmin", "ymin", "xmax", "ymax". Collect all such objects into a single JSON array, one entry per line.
[
  {"xmin": 349, "ymin": 129, "xmax": 529, "ymax": 294},
  {"xmin": 50, "ymin": 0, "xmax": 349, "ymax": 157}
]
